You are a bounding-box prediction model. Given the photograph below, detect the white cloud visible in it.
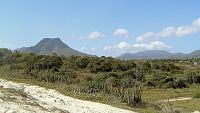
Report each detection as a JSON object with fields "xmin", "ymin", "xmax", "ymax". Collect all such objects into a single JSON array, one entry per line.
[
  {"xmin": 176, "ymin": 26, "xmax": 199, "ymax": 36},
  {"xmin": 87, "ymin": 31, "xmax": 104, "ymax": 39},
  {"xmin": 103, "ymin": 46, "xmax": 112, "ymax": 51},
  {"xmin": 103, "ymin": 41, "xmax": 171, "ymax": 52},
  {"xmin": 116, "ymin": 42, "xmax": 130, "ymax": 49},
  {"xmin": 113, "ymin": 28, "xmax": 129, "ymax": 37},
  {"xmin": 157, "ymin": 26, "xmax": 176, "ymax": 37},
  {"xmin": 136, "ymin": 32, "xmax": 155, "ymax": 42},
  {"xmin": 133, "ymin": 41, "xmax": 171, "ymax": 50},
  {"xmin": 136, "ymin": 17, "xmax": 200, "ymax": 42},
  {"xmin": 193, "ymin": 17, "xmax": 200, "ymax": 26}
]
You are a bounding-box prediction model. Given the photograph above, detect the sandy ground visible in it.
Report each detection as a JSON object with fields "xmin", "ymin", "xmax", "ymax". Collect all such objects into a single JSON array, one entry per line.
[
  {"xmin": 193, "ymin": 111, "xmax": 200, "ymax": 113},
  {"xmin": 0, "ymin": 78, "xmax": 136, "ymax": 113}
]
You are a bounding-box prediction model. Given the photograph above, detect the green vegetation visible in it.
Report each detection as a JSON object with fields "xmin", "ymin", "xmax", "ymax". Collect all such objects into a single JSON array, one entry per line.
[{"xmin": 0, "ymin": 49, "xmax": 200, "ymax": 112}]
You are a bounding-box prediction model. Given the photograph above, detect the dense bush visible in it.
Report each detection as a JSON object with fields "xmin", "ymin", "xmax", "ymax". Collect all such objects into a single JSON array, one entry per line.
[
  {"xmin": 187, "ymin": 72, "xmax": 200, "ymax": 84},
  {"xmin": 76, "ymin": 56, "xmax": 90, "ymax": 69}
]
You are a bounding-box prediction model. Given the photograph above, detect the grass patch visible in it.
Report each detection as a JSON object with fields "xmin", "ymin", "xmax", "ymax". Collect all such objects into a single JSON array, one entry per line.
[
  {"xmin": 163, "ymin": 98, "xmax": 200, "ymax": 113},
  {"xmin": 194, "ymin": 91, "xmax": 200, "ymax": 98}
]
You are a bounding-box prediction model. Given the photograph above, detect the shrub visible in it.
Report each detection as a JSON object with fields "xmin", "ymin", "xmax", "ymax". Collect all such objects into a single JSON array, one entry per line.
[
  {"xmin": 76, "ymin": 56, "xmax": 89, "ymax": 69},
  {"xmin": 173, "ymin": 79, "xmax": 187, "ymax": 89},
  {"xmin": 187, "ymin": 73, "xmax": 200, "ymax": 84},
  {"xmin": 194, "ymin": 91, "xmax": 200, "ymax": 98}
]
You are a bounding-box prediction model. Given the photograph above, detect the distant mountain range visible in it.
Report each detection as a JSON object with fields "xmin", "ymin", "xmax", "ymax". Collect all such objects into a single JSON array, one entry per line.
[
  {"xmin": 16, "ymin": 38, "xmax": 90, "ymax": 57},
  {"xmin": 117, "ymin": 50, "xmax": 200, "ymax": 60},
  {"xmin": 3, "ymin": 38, "xmax": 200, "ymax": 60}
]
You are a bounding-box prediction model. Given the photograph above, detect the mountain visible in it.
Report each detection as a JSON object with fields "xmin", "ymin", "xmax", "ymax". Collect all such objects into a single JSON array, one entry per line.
[
  {"xmin": 16, "ymin": 38, "xmax": 90, "ymax": 57},
  {"xmin": 117, "ymin": 50, "xmax": 200, "ymax": 60},
  {"xmin": 190, "ymin": 50, "xmax": 200, "ymax": 58}
]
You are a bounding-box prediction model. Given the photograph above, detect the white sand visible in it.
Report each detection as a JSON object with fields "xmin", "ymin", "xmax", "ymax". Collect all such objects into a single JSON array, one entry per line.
[{"xmin": 0, "ymin": 79, "xmax": 136, "ymax": 113}]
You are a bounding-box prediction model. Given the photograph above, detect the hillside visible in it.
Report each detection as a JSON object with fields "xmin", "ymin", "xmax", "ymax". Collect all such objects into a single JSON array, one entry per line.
[
  {"xmin": 16, "ymin": 38, "xmax": 90, "ymax": 57},
  {"xmin": 189, "ymin": 50, "xmax": 200, "ymax": 58}
]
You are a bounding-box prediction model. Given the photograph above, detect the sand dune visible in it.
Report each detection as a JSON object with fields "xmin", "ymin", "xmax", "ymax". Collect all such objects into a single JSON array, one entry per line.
[{"xmin": 0, "ymin": 79, "xmax": 136, "ymax": 113}]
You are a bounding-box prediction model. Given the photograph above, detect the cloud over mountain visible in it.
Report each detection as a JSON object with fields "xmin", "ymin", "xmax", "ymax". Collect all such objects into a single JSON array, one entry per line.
[{"xmin": 136, "ymin": 17, "xmax": 200, "ymax": 42}]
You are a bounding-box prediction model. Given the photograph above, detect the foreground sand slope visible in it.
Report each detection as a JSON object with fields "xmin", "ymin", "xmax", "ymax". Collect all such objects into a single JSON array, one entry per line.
[{"xmin": 0, "ymin": 79, "xmax": 136, "ymax": 113}]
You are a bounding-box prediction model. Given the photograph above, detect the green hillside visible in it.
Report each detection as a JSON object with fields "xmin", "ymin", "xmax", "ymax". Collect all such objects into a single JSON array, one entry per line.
[{"xmin": 17, "ymin": 38, "xmax": 90, "ymax": 57}]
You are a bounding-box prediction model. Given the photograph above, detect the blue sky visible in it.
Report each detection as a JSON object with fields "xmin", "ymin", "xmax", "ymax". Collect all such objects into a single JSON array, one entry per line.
[{"xmin": 0, "ymin": 0, "xmax": 200, "ymax": 57}]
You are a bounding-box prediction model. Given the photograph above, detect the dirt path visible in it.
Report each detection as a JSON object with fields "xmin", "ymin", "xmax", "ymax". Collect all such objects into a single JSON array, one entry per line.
[
  {"xmin": 0, "ymin": 78, "xmax": 136, "ymax": 113},
  {"xmin": 158, "ymin": 97, "xmax": 192, "ymax": 103}
]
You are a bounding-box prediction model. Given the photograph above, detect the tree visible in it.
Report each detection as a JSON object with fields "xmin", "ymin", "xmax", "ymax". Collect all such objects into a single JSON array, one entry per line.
[{"xmin": 76, "ymin": 56, "xmax": 89, "ymax": 69}]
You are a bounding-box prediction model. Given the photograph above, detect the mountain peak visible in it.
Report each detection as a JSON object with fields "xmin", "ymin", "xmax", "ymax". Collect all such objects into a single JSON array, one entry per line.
[
  {"xmin": 17, "ymin": 38, "xmax": 90, "ymax": 57},
  {"xmin": 42, "ymin": 38, "xmax": 62, "ymax": 41},
  {"xmin": 37, "ymin": 38, "xmax": 69, "ymax": 49}
]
